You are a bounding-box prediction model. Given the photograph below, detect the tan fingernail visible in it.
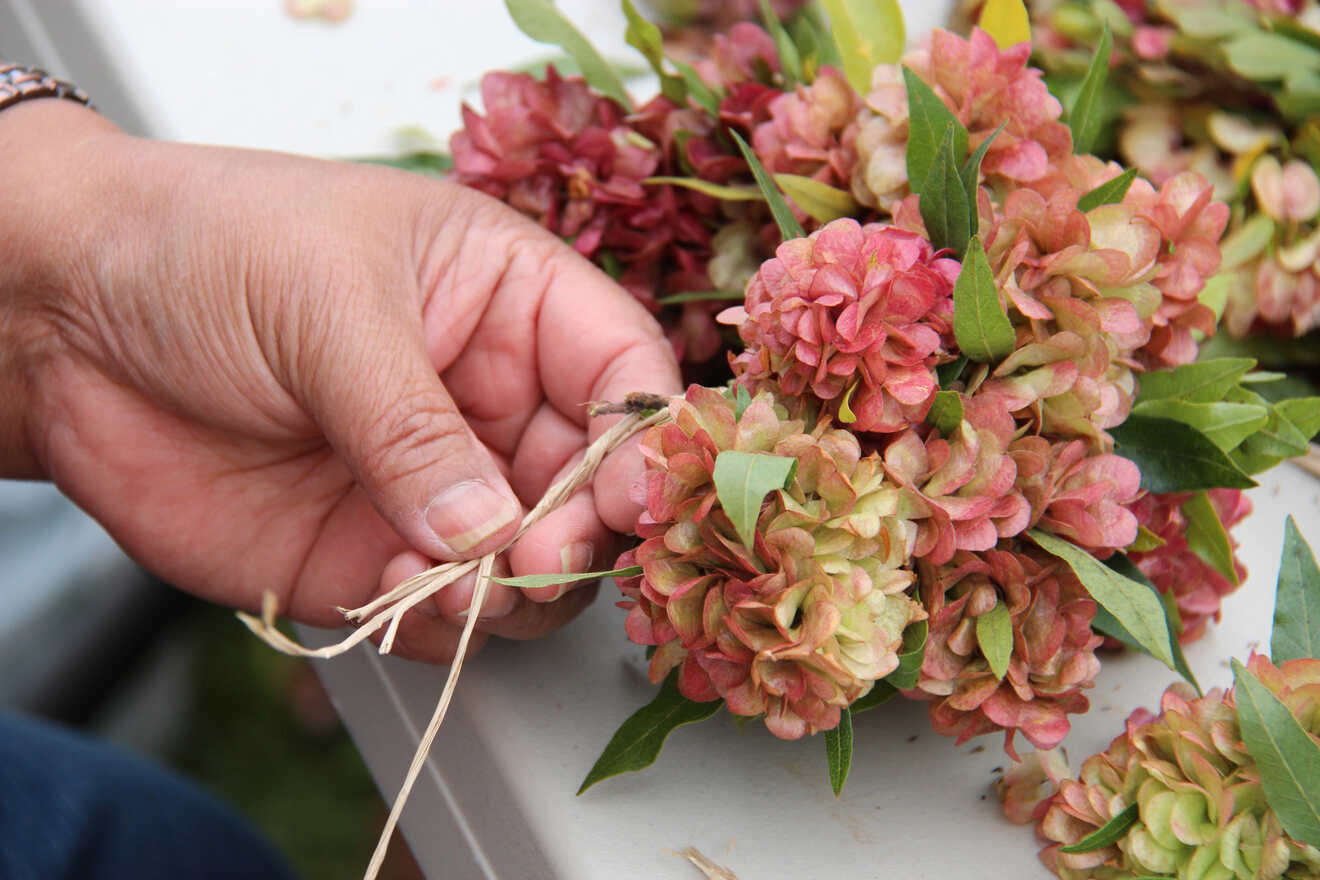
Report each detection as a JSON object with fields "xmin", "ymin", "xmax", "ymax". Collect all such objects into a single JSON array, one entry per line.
[
  {"xmin": 560, "ymin": 541, "xmax": 594, "ymax": 575},
  {"xmin": 426, "ymin": 480, "xmax": 520, "ymax": 555}
]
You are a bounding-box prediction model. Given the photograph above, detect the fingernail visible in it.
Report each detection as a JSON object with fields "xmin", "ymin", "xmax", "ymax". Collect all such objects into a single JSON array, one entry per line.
[
  {"xmin": 426, "ymin": 481, "xmax": 520, "ymax": 555},
  {"xmin": 560, "ymin": 541, "xmax": 594, "ymax": 575}
]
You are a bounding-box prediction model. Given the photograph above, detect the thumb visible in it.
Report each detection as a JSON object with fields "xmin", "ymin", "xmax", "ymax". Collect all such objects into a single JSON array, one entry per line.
[{"xmin": 301, "ymin": 310, "xmax": 522, "ymax": 562}]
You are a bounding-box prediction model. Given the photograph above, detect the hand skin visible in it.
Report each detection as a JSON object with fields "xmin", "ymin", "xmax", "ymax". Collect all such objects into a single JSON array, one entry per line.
[{"xmin": 0, "ymin": 100, "xmax": 681, "ymax": 663}]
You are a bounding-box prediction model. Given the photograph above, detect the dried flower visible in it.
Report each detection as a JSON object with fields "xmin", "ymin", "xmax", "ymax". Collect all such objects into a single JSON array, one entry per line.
[
  {"xmin": 617, "ymin": 386, "xmax": 924, "ymax": 739},
  {"xmin": 720, "ymin": 218, "xmax": 958, "ymax": 433}
]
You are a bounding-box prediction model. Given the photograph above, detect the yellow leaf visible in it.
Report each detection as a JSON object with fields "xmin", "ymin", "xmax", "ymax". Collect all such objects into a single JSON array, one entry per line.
[{"xmin": 978, "ymin": 0, "xmax": 1031, "ymax": 49}]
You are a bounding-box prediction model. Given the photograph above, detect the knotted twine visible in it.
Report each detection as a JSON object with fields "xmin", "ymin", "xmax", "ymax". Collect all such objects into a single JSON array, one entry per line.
[{"xmin": 238, "ymin": 405, "xmax": 669, "ymax": 880}]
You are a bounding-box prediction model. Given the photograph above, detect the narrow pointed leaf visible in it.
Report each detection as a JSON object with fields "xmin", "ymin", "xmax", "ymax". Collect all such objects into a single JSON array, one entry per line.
[
  {"xmin": 655, "ymin": 290, "xmax": 745, "ymax": 305},
  {"xmin": 1231, "ymin": 660, "xmax": 1320, "ymax": 847},
  {"xmin": 759, "ymin": 0, "xmax": 803, "ymax": 86},
  {"xmin": 1092, "ymin": 554, "xmax": 1200, "ymax": 694},
  {"xmin": 493, "ymin": 565, "xmax": 642, "ymax": 589},
  {"xmin": 1110, "ymin": 415, "xmax": 1257, "ymax": 493},
  {"xmin": 734, "ymin": 384, "xmax": 754, "ymax": 420},
  {"xmin": 1276, "ymin": 396, "xmax": 1320, "ymax": 438},
  {"xmin": 919, "ymin": 123, "xmax": 971, "ymax": 254},
  {"xmin": 790, "ymin": 4, "xmax": 841, "ymax": 68},
  {"xmin": 1060, "ymin": 803, "xmax": 1140, "ymax": 853},
  {"xmin": 787, "ymin": 13, "xmax": 821, "ymax": 81},
  {"xmin": 824, "ymin": 707, "xmax": 853, "ymax": 795},
  {"xmin": 903, "ymin": 67, "xmax": 968, "ymax": 193},
  {"xmin": 621, "ymin": 0, "xmax": 686, "ymax": 103},
  {"xmin": 819, "ymin": 0, "xmax": 905, "ymax": 94},
  {"xmin": 773, "ymin": 173, "xmax": 861, "ymax": 224},
  {"xmin": 838, "ymin": 380, "xmax": 859, "ymax": 423},
  {"xmin": 578, "ymin": 672, "xmax": 723, "ymax": 793},
  {"xmin": 927, "ymin": 390, "xmax": 964, "ymax": 436},
  {"xmin": 643, "ymin": 176, "xmax": 764, "ymax": 201},
  {"xmin": 978, "ymin": 0, "xmax": 1031, "ymax": 48},
  {"xmin": 504, "ymin": 0, "xmax": 633, "ymax": 110},
  {"xmin": 1181, "ymin": 491, "xmax": 1239, "ymax": 583},
  {"xmin": 882, "ymin": 619, "xmax": 928, "ymax": 689},
  {"xmin": 1128, "ymin": 525, "xmax": 1167, "ymax": 553},
  {"xmin": 1136, "ymin": 358, "xmax": 1256, "ymax": 404},
  {"xmin": 937, "ymin": 355, "xmax": 968, "ymax": 389},
  {"xmin": 1130, "ymin": 400, "xmax": 1269, "ymax": 453},
  {"xmin": 356, "ymin": 152, "xmax": 454, "ymax": 177},
  {"xmin": 1273, "ymin": 516, "xmax": 1320, "ymax": 664},
  {"xmin": 672, "ymin": 58, "xmax": 720, "ymax": 115},
  {"xmin": 1078, "ymin": 167, "xmax": 1138, "ymax": 211},
  {"xmin": 730, "ymin": 129, "xmax": 805, "ymax": 240},
  {"xmin": 1220, "ymin": 214, "xmax": 1276, "ymax": 270},
  {"xmin": 959, "ymin": 122, "xmax": 1005, "ymax": 231},
  {"xmin": 953, "ymin": 235, "xmax": 1015, "ymax": 363},
  {"xmin": 1068, "ymin": 23, "xmax": 1112, "ymax": 154},
  {"xmin": 976, "ymin": 602, "xmax": 1013, "ymax": 681},
  {"xmin": 712, "ymin": 450, "xmax": 797, "ymax": 550},
  {"xmin": 1030, "ymin": 530, "xmax": 1176, "ymax": 671},
  {"xmin": 850, "ymin": 680, "xmax": 897, "ymax": 714}
]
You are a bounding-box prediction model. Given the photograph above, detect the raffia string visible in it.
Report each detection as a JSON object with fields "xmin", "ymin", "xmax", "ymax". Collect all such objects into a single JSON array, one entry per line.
[{"xmin": 235, "ymin": 405, "xmax": 669, "ymax": 880}]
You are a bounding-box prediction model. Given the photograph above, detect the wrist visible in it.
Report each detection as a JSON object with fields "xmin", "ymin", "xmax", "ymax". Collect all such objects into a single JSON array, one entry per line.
[{"xmin": 0, "ymin": 99, "xmax": 124, "ymax": 477}]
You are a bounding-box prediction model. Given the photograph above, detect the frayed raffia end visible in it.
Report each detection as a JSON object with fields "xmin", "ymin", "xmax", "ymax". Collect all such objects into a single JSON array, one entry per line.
[
  {"xmin": 672, "ymin": 847, "xmax": 742, "ymax": 879},
  {"xmin": 236, "ymin": 406, "xmax": 669, "ymax": 880}
]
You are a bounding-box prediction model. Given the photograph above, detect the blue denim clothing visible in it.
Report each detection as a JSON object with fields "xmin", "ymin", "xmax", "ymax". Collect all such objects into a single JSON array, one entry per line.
[{"xmin": 0, "ymin": 712, "xmax": 298, "ymax": 880}]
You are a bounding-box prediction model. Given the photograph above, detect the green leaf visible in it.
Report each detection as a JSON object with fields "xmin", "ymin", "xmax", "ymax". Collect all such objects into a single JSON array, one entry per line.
[
  {"xmin": 1182, "ymin": 491, "xmax": 1238, "ymax": 584},
  {"xmin": 789, "ymin": 4, "xmax": 841, "ymax": 69},
  {"xmin": 919, "ymin": 123, "xmax": 972, "ymax": 255},
  {"xmin": 355, "ymin": 152, "xmax": 454, "ymax": 177},
  {"xmin": 1231, "ymin": 660, "xmax": 1320, "ymax": 847},
  {"xmin": 1231, "ymin": 404, "xmax": 1311, "ymax": 475},
  {"xmin": 959, "ymin": 122, "xmax": 1005, "ymax": 229},
  {"xmin": 621, "ymin": 0, "xmax": 686, "ymax": 103},
  {"xmin": 937, "ymin": 355, "xmax": 968, "ymax": 389},
  {"xmin": 883, "ymin": 619, "xmax": 928, "ymax": 690},
  {"xmin": 1220, "ymin": 214, "xmax": 1276, "ymax": 270},
  {"xmin": 712, "ymin": 450, "xmax": 797, "ymax": 551},
  {"xmin": 903, "ymin": 67, "xmax": 969, "ymax": 196},
  {"xmin": 976, "ymin": 602, "xmax": 1013, "ymax": 681},
  {"xmin": 1128, "ymin": 525, "xmax": 1166, "ymax": 553},
  {"xmin": 953, "ymin": 236, "xmax": 1015, "ymax": 363},
  {"xmin": 493, "ymin": 565, "xmax": 643, "ymax": 588},
  {"xmin": 578, "ymin": 671, "xmax": 723, "ymax": 793},
  {"xmin": 818, "ymin": 0, "xmax": 905, "ymax": 94},
  {"xmin": 927, "ymin": 390, "xmax": 964, "ymax": 436},
  {"xmin": 1067, "ymin": 22, "xmax": 1112, "ymax": 154},
  {"xmin": 824, "ymin": 707, "xmax": 853, "ymax": 796},
  {"xmin": 850, "ymin": 680, "xmax": 897, "ymax": 714},
  {"xmin": 773, "ymin": 173, "xmax": 861, "ymax": 224},
  {"xmin": 1109, "ymin": 415, "xmax": 1257, "ymax": 493},
  {"xmin": 655, "ymin": 290, "xmax": 745, "ymax": 305},
  {"xmin": 1029, "ymin": 530, "xmax": 1176, "ymax": 671},
  {"xmin": 729, "ymin": 129, "xmax": 805, "ymax": 241},
  {"xmin": 672, "ymin": 58, "xmax": 720, "ymax": 115},
  {"xmin": 734, "ymin": 384, "xmax": 753, "ymax": 420},
  {"xmin": 1273, "ymin": 516, "xmax": 1320, "ymax": 664},
  {"xmin": 1091, "ymin": 554, "xmax": 1200, "ymax": 694},
  {"xmin": 642, "ymin": 176, "xmax": 764, "ymax": 201},
  {"xmin": 1224, "ymin": 31, "xmax": 1320, "ymax": 82},
  {"xmin": 838, "ymin": 380, "xmax": 859, "ymax": 424},
  {"xmin": 978, "ymin": 0, "xmax": 1031, "ymax": 48},
  {"xmin": 1276, "ymin": 396, "xmax": 1320, "ymax": 439},
  {"xmin": 504, "ymin": 0, "xmax": 633, "ymax": 110},
  {"xmin": 1130, "ymin": 400, "xmax": 1269, "ymax": 454},
  {"xmin": 759, "ymin": 0, "xmax": 804, "ymax": 87},
  {"xmin": 787, "ymin": 13, "xmax": 821, "ymax": 81},
  {"xmin": 1077, "ymin": 167, "xmax": 1138, "ymax": 212},
  {"xmin": 1136, "ymin": 358, "xmax": 1256, "ymax": 404},
  {"xmin": 1059, "ymin": 803, "xmax": 1140, "ymax": 854}
]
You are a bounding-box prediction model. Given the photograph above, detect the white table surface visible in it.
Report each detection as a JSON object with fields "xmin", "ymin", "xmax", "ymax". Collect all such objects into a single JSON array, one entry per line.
[{"xmin": 18, "ymin": 1, "xmax": 1309, "ymax": 878}]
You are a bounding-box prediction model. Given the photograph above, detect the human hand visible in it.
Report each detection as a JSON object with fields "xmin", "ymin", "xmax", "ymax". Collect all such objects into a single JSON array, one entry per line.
[{"xmin": 0, "ymin": 101, "xmax": 681, "ymax": 662}]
